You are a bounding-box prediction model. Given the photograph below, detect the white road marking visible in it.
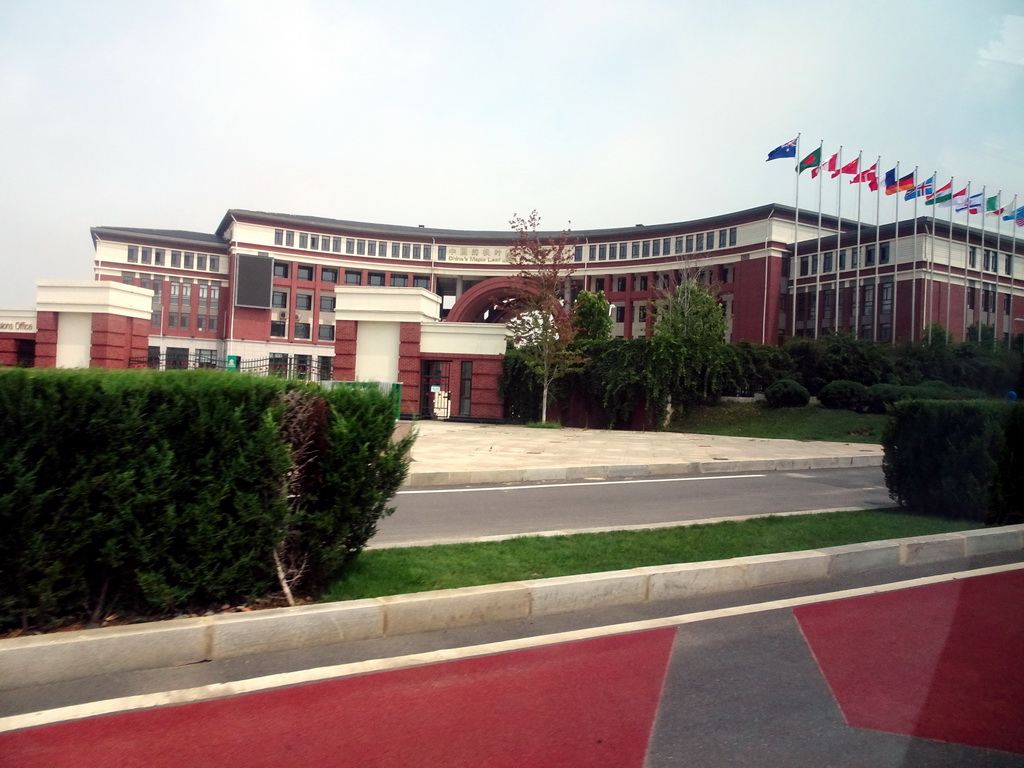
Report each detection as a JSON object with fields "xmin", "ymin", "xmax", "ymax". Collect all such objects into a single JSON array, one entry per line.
[
  {"xmin": 4, "ymin": 561, "xmax": 1021, "ymax": 735},
  {"xmin": 397, "ymin": 474, "xmax": 765, "ymax": 495}
]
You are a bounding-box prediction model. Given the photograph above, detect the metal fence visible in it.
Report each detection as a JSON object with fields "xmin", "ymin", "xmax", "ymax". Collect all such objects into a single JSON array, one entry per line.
[{"xmin": 128, "ymin": 352, "xmax": 332, "ymax": 381}]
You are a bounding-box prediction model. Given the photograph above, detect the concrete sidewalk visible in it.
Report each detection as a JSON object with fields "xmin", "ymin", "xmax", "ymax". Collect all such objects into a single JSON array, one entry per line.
[{"xmin": 402, "ymin": 420, "xmax": 885, "ymax": 487}]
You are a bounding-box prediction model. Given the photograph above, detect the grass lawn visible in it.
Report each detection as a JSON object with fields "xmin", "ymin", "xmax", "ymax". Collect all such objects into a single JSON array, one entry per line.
[
  {"xmin": 323, "ymin": 510, "xmax": 981, "ymax": 601},
  {"xmin": 668, "ymin": 401, "xmax": 888, "ymax": 443}
]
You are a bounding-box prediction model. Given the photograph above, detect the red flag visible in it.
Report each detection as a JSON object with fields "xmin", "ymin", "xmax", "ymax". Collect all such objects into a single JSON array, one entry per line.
[
  {"xmin": 851, "ymin": 163, "xmax": 878, "ymax": 192},
  {"xmin": 840, "ymin": 158, "xmax": 859, "ymax": 176},
  {"xmin": 812, "ymin": 152, "xmax": 839, "ymax": 179}
]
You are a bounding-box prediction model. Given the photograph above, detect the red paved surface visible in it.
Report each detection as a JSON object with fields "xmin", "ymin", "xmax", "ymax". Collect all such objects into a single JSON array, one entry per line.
[
  {"xmin": 0, "ymin": 628, "xmax": 676, "ymax": 768},
  {"xmin": 795, "ymin": 569, "xmax": 1024, "ymax": 755}
]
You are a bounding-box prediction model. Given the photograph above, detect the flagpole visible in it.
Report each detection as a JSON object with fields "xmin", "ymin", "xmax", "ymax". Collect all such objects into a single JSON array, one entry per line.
[
  {"xmin": 925, "ymin": 170, "xmax": 937, "ymax": 340},
  {"xmin": 814, "ymin": 146, "xmax": 829, "ymax": 339},
  {"xmin": 907, "ymin": 166, "xmax": 919, "ymax": 343},
  {"xmin": 946, "ymin": 177, "xmax": 955, "ymax": 334},
  {"xmin": 791, "ymin": 139, "xmax": 803, "ymax": 340},
  {"xmin": 1011, "ymin": 195, "xmax": 1021, "ymax": 349},
  {"xmin": 993, "ymin": 190, "xmax": 1002, "ymax": 345},
  {"xmin": 1006, "ymin": 193, "xmax": 1018, "ymax": 348},
  {"xmin": 843, "ymin": 151, "xmax": 861, "ymax": 332},
  {"xmin": 978, "ymin": 185, "xmax": 987, "ymax": 344},
  {"xmin": 962, "ymin": 181, "xmax": 972, "ymax": 341}
]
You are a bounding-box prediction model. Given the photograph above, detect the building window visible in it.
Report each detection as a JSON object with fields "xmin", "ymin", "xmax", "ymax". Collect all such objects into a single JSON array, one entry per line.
[
  {"xmin": 210, "ymin": 255, "xmax": 220, "ymax": 271},
  {"xmin": 617, "ymin": 243, "xmax": 626, "ymax": 259},
  {"xmin": 615, "ymin": 306, "xmax": 625, "ymax": 323},
  {"xmin": 391, "ymin": 274, "xmax": 409, "ymax": 287},
  {"xmin": 171, "ymin": 250, "xmax": 182, "ymax": 267},
  {"xmin": 321, "ymin": 236, "xmax": 330, "ymax": 252},
  {"xmin": 297, "ymin": 265, "xmax": 314, "ymax": 281},
  {"xmin": 799, "ymin": 257, "xmax": 809, "ymax": 276},
  {"xmin": 459, "ymin": 361, "xmax": 473, "ymax": 416},
  {"xmin": 969, "ymin": 246, "xmax": 977, "ymax": 269},
  {"xmin": 616, "ymin": 277, "xmax": 626, "ymax": 292},
  {"xmin": 638, "ymin": 275, "xmax": 648, "ymax": 291},
  {"xmin": 195, "ymin": 349, "xmax": 216, "ymax": 368},
  {"xmin": 685, "ymin": 235, "xmax": 694, "ymax": 253},
  {"xmin": 320, "ymin": 294, "xmax": 336, "ymax": 312},
  {"xmin": 368, "ymin": 272, "xmax": 385, "ymax": 286},
  {"xmin": 357, "ymin": 239, "xmax": 366, "ymax": 255},
  {"xmin": 638, "ymin": 305, "xmax": 648, "ymax": 321},
  {"xmin": 1005, "ymin": 294, "xmax": 1013, "ymax": 315},
  {"xmin": 274, "ymin": 229, "xmax": 284, "ymax": 245},
  {"xmin": 696, "ymin": 233, "xmax": 704, "ymax": 251},
  {"xmin": 642, "ymin": 240, "xmax": 650, "ymax": 257},
  {"xmin": 880, "ymin": 243, "xmax": 890, "ymax": 264},
  {"xmin": 140, "ymin": 248, "xmax": 152, "ymax": 265},
  {"xmin": 413, "ymin": 275, "xmax": 429, "ymax": 288},
  {"xmin": 367, "ymin": 241, "xmax": 377, "ymax": 257},
  {"xmin": 675, "ymin": 237, "xmax": 684, "ymax": 254},
  {"xmin": 154, "ymin": 249, "xmax": 165, "ymax": 266},
  {"xmin": 294, "ymin": 322, "xmax": 311, "ymax": 340},
  {"xmin": 632, "ymin": 242, "xmax": 640, "ymax": 258},
  {"xmin": 424, "ymin": 245, "xmax": 432, "ymax": 260},
  {"xmin": 167, "ymin": 312, "xmax": 178, "ymax": 329},
  {"xmin": 272, "ymin": 291, "xmax": 288, "ymax": 308},
  {"xmin": 437, "ymin": 245, "xmax": 446, "ymax": 261},
  {"xmin": 269, "ymin": 352, "xmax": 288, "ymax": 375},
  {"xmin": 321, "ymin": 267, "xmax": 338, "ymax": 283},
  {"xmin": 285, "ymin": 231, "xmax": 295, "ymax": 247},
  {"xmin": 967, "ymin": 286, "xmax": 976, "ymax": 310},
  {"xmin": 413, "ymin": 244, "xmax": 422, "ymax": 259},
  {"xmin": 274, "ymin": 262, "xmax": 290, "ymax": 278},
  {"xmin": 392, "ymin": 243, "xmax": 400, "ymax": 258},
  {"xmin": 589, "ymin": 244, "xmax": 597, "ymax": 261},
  {"xmin": 182, "ymin": 252, "xmax": 193, "ymax": 269},
  {"xmin": 345, "ymin": 270, "xmax": 362, "ymax": 285},
  {"xmin": 719, "ymin": 230, "xmax": 727, "ymax": 248},
  {"xmin": 652, "ymin": 239, "xmax": 660, "ymax": 257},
  {"xmin": 318, "ymin": 356, "xmax": 333, "ymax": 381},
  {"xmin": 595, "ymin": 277, "xmax": 605, "ymax": 292},
  {"xmin": 299, "ymin": 233, "xmax": 308, "ymax": 249},
  {"xmin": 823, "ymin": 252, "xmax": 834, "ymax": 271},
  {"xmin": 310, "ymin": 235, "xmax": 319, "ymax": 250},
  {"xmin": 196, "ymin": 254, "xmax": 206, "ymax": 271},
  {"xmin": 1006, "ymin": 254, "xmax": 1014, "ymax": 276},
  {"xmin": 402, "ymin": 243, "xmax": 411, "ymax": 259},
  {"xmin": 296, "ymin": 293, "xmax": 313, "ymax": 310},
  {"xmin": 127, "ymin": 246, "xmax": 138, "ymax": 263},
  {"xmin": 318, "ymin": 324, "xmax": 335, "ymax": 341},
  {"xmin": 270, "ymin": 320, "xmax": 286, "ymax": 337},
  {"xmin": 574, "ymin": 245, "xmax": 583, "ymax": 262},
  {"xmin": 166, "ymin": 348, "xmax": 189, "ymax": 370},
  {"xmin": 729, "ymin": 228, "xmax": 737, "ymax": 246}
]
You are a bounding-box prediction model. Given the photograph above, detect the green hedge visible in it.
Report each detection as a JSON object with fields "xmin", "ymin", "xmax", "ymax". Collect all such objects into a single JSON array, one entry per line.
[
  {"xmin": 764, "ymin": 378, "xmax": 810, "ymax": 408},
  {"xmin": 882, "ymin": 400, "xmax": 1017, "ymax": 522},
  {"xmin": 0, "ymin": 369, "xmax": 413, "ymax": 631}
]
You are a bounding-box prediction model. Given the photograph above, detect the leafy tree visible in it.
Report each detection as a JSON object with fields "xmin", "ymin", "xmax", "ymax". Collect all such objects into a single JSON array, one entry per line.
[
  {"xmin": 506, "ymin": 210, "xmax": 581, "ymax": 422},
  {"xmin": 571, "ymin": 289, "xmax": 612, "ymax": 343},
  {"xmin": 652, "ymin": 278, "xmax": 729, "ymax": 411}
]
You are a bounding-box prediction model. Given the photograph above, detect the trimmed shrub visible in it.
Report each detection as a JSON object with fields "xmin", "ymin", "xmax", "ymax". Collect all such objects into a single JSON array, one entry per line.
[
  {"xmin": 0, "ymin": 368, "xmax": 412, "ymax": 631},
  {"xmin": 882, "ymin": 399, "xmax": 1012, "ymax": 521},
  {"xmin": 989, "ymin": 404, "xmax": 1024, "ymax": 526},
  {"xmin": 764, "ymin": 378, "xmax": 810, "ymax": 408},
  {"xmin": 817, "ymin": 380, "xmax": 869, "ymax": 411}
]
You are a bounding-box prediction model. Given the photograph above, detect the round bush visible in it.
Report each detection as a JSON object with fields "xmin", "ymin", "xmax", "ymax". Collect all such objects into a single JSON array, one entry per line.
[
  {"xmin": 818, "ymin": 380, "xmax": 869, "ymax": 411},
  {"xmin": 764, "ymin": 378, "xmax": 811, "ymax": 408}
]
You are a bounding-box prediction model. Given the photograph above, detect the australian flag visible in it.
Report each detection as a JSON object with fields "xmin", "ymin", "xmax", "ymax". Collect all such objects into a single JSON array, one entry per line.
[{"xmin": 766, "ymin": 138, "xmax": 798, "ymax": 162}]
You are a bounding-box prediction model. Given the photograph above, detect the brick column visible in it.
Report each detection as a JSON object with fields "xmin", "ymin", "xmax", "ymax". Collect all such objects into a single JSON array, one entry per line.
[
  {"xmin": 398, "ymin": 322, "xmax": 422, "ymax": 416},
  {"xmin": 34, "ymin": 312, "xmax": 59, "ymax": 368},
  {"xmin": 333, "ymin": 320, "xmax": 358, "ymax": 381}
]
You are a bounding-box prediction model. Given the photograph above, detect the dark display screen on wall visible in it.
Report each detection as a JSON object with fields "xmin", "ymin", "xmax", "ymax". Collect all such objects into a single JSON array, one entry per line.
[{"xmin": 234, "ymin": 253, "xmax": 273, "ymax": 308}]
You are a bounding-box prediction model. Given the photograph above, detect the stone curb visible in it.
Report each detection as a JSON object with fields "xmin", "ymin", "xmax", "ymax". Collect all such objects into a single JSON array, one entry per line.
[
  {"xmin": 2, "ymin": 525, "xmax": 1021, "ymax": 691},
  {"xmin": 403, "ymin": 454, "xmax": 884, "ymax": 487}
]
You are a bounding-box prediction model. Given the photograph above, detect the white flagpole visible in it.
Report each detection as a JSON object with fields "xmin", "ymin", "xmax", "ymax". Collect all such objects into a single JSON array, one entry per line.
[
  {"xmin": 907, "ymin": 167, "xmax": 919, "ymax": 343},
  {"xmin": 946, "ymin": 177, "xmax": 955, "ymax": 334},
  {"xmin": 1005, "ymin": 194, "xmax": 1018, "ymax": 348},
  {"xmin": 925, "ymin": 170, "xmax": 937, "ymax": 340},
  {"xmin": 813, "ymin": 146, "xmax": 829, "ymax": 339},
  {"xmin": 962, "ymin": 181, "xmax": 973, "ymax": 341}
]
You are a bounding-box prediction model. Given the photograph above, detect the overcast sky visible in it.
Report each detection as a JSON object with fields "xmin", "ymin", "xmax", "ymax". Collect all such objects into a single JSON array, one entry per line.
[{"xmin": 1, "ymin": 0, "xmax": 1021, "ymax": 308}]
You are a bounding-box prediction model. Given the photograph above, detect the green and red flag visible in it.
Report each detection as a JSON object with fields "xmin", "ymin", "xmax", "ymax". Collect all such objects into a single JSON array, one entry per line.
[{"xmin": 796, "ymin": 147, "xmax": 822, "ymax": 174}]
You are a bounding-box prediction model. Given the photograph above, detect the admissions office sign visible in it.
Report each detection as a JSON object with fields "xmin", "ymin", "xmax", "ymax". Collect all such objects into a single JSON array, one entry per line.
[{"xmin": 0, "ymin": 314, "xmax": 37, "ymax": 334}]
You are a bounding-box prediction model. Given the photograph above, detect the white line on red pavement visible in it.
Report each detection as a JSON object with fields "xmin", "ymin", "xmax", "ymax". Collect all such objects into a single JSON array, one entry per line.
[{"xmin": 4, "ymin": 562, "xmax": 1022, "ymax": 736}]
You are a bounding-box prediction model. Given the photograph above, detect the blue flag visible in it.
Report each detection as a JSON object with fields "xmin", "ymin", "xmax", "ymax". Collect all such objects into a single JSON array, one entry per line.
[{"xmin": 766, "ymin": 138, "xmax": 798, "ymax": 161}]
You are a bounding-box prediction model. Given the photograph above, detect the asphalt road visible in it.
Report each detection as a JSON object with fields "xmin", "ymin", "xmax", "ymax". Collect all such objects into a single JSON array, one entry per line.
[{"xmin": 373, "ymin": 466, "xmax": 892, "ymax": 547}]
